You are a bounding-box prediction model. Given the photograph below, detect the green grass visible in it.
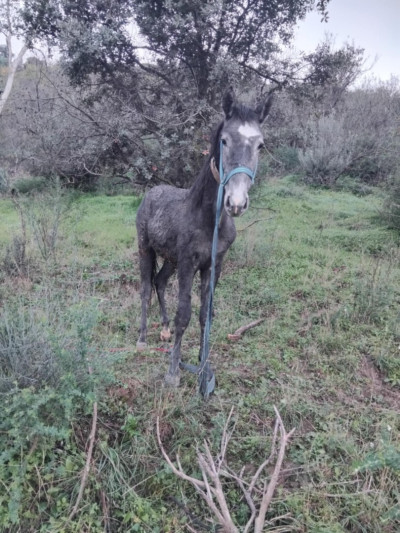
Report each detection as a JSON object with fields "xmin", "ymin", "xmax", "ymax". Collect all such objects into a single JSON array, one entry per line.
[
  {"xmin": 64, "ymin": 195, "xmax": 140, "ymax": 262},
  {"xmin": 0, "ymin": 199, "xmax": 20, "ymax": 244},
  {"xmin": 0, "ymin": 179, "xmax": 399, "ymax": 532}
]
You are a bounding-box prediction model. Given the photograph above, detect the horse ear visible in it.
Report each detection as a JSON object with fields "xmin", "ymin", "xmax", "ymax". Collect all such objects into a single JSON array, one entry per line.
[
  {"xmin": 256, "ymin": 93, "xmax": 273, "ymax": 124},
  {"xmin": 222, "ymin": 87, "xmax": 235, "ymax": 119}
]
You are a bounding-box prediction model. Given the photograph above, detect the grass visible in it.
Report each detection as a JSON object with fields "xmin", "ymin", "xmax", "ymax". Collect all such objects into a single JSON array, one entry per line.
[{"xmin": 0, "ymin": 178, "xmax": 399, "ymax": 532}]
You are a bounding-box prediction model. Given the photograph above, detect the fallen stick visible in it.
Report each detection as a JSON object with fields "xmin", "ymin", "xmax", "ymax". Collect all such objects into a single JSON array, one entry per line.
[
  {"xmin": 67, "ymin": 367, "xmax": 98, "ymax": 523},
  {"xmin": 227, "ymin": 318, "xmax": 265, "ymax": 341},
  {"xmin": 237, "ymin": 216, "xmax": 274, "ymax": 232}
]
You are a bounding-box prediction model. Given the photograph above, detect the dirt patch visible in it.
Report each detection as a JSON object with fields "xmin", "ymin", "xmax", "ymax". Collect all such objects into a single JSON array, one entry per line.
[
  {"xmin": 108, "ymin": 377, "xmax": 142, "ymax": 403},
  {"xmin": 359, "ymin": 355, "xmax": 400, "ymax": 409}
]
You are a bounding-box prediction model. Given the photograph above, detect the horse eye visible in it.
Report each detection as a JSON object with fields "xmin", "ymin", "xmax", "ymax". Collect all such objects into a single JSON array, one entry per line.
[
  {"xmin": 221, "ymin": 138, "xmax": 227, "ymax": 146},
  {"xmin": 258, "ymin": 143, "xmax": 264, "ymax": 150}
]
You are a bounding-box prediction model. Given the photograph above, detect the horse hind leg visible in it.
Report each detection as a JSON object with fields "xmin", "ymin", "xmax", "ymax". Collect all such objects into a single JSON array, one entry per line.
[
  {"xmin": 136, "ymin": 247, "xmax": 156, "ymax": 350},
  {"xmin": 154, "ymin": 260, "xmax": 175, "ymax": 342},
  {"xmin": 164, "ymin": 263, "xmax": 195, "ymax": 388}
]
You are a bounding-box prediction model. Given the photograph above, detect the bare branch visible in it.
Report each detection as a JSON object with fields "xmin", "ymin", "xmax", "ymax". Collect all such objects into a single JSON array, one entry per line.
[
  {"xmin": 254, "ymin": 407, "xmax": 296, "ymax": 533},
  {"xmin": 68, "ymin": 397, "xmax": 98, "ymax": 521},
  {"xmin": 237, "ymin": 217, "xmax": 275, "ymax": 232},
  {"xmin": 249, "ymin": 416, "xmax": 280, "ymax": 494},
  {"xmin": 157, "ymin": 408, "xmax": 295, "ymax": 533},
  {"xmin": 156, "ymin": 417, "xmax": 206, "ymax": 490}
]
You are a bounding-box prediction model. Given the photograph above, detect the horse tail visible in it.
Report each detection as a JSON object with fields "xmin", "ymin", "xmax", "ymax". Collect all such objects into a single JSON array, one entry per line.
[{"xmin": 151, "ymin": 255, "xmax": 158, "ymax": 290}]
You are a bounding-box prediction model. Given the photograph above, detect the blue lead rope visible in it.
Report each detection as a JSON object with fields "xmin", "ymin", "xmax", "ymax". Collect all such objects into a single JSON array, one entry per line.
[
  {"xmin": 196, "ymin": 142, "xmax": 257, "ymax": 397},
  {"xmin": 180, "ymin": 141, "xmax": 257, "ymax": 397}
]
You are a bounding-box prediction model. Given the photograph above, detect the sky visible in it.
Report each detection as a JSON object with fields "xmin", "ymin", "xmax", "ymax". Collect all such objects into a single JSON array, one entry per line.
[{"xmin": 294, "ymin": 0, "xmax": 400, "ymax": 82}]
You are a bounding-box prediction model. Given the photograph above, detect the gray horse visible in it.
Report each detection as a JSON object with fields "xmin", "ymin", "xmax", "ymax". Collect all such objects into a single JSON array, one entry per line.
[{"xmin": 136, "ymin": 88, "xmax": 273, "ymax": 387}]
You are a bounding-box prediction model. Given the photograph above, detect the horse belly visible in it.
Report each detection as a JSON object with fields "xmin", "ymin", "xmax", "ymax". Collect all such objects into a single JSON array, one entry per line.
[
  {"xmin": 146, "ymin": 210, "xmax": 179, "ymax": 261},
  {"xmin": 139, "ymin": 185, "xmax": 186, "ymax": 261}
]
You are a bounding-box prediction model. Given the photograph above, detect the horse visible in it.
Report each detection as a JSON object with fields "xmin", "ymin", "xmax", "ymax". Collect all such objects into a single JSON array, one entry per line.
[{"xmin": 135, "ymin": 88, "xmax": 273, "ymax": 387}]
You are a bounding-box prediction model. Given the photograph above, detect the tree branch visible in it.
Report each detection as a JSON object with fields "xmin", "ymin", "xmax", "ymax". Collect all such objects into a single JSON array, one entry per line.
[
  {"xmin": 68, "ymin": 396, "xmax": 98, "ymax": 521},
  {"xmin": 254, "ymin": 407, "xmax": 296, "ymax": 533}
]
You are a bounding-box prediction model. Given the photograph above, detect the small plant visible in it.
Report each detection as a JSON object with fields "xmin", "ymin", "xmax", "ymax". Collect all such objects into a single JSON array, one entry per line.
[
  {"xmin": 3, "ymin": 235, "xmax": 28, "ymax": 277},
  {"xmin": 10, "ymin": 179, "xmax": 71, "ymax": 265},
  {"xmin": 382, "ymin": 175, "xmax": 400, "ymax": 231},
  {"xmin": 351, "ymin": 260, "xmax": 395, "ymax": 325}
]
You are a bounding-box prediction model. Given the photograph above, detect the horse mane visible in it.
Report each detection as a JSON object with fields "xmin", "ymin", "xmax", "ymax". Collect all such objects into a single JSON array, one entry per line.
[{"xmin": 188, "ymin": 120, "xmax": 223, "ymax": 206}]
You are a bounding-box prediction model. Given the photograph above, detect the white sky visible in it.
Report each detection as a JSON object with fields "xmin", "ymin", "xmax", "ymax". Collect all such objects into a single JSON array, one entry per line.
[{"xmin": 294, "ymin": 0, "xmax": 400, "ymax": 82}]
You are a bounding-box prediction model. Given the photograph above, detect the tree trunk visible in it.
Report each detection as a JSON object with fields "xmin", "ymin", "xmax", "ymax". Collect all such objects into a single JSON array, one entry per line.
[{"xmin": 0, "ymin": 40, "xmax": 27, "ymax": 116}]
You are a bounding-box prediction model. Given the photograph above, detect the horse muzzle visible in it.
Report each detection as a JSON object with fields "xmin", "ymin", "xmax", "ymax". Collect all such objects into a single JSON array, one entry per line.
[{"xmin": 224, "ymin": 193, "xmax": 249, "ymax": 217}]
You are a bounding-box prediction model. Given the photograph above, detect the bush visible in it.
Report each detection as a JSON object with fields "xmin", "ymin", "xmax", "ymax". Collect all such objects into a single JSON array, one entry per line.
[
  {"xmin": 11, "ymin": 181, "xmax": 71, "ymax": 264},
  {"xmin": 13, "ymin": 176, "xmax": 47, "ymax": 194},
  {"xmin": 298, "ymin": 115, "xmax": 353, "ymax": 187},
  {"xmin": 0, "ymin": 294, "xmax": 113, "ymax": 530},
  {"xmin": 383, "ymin": 176, "xmax": 400, "ymax": 230},
  {"xmin": 269, "ymin": 145, "xmax": 300, "ymax": 175}
]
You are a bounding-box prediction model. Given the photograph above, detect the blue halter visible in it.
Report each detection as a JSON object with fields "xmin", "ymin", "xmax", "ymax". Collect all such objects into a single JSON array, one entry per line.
[{"xmin": 219, "ymin": 141, "xmax": 257, "ymax": 186}]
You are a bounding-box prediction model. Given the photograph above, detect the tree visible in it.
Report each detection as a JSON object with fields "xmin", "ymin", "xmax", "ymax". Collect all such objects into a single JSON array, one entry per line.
[
  {"xmin": 14, "ymin": 0, "xmax": 335, "ymax": 187},
  {"xmin": 297, "ymin": 38, "xmax": 366, "ymax": 113},
  {"xmin": 134, "ymin": 0, "xmax": 330, "ymax": 101},
  {"xmin": 21, "ymin": 0, "xmax": 331, "ymax": 101},
  {"xmin": 0, "ymin": 0, "xmax": 28, "ymax": 115}
]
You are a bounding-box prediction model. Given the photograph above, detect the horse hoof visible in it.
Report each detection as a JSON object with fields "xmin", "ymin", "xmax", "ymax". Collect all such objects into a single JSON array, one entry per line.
[
  {"xmin": 136, "ymin": 341, "xmax": 147, "ymax": 351},
  {"xmin": 164, "ymin": 373, "xmax": 180, "ymax": 388},
  {"xmin": 160, "ymin": 327, "xmax": 172, "ymax": 342}
]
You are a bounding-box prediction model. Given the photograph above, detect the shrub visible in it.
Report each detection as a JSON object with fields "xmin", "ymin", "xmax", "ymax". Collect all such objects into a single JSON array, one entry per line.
[
  {"xmin": 269, "ymin": 145, "xmax": 300, "ymax": 175},
  {"xmin": 382, "ymin": 176, "xmax": 400, "ymax": 230},
  {"xmin": 0, "ymin": 294, "xmax": 113, "ymax": 530},
  {"xmin": 11, "ymin": 180, "xmax": 71, "ymax": 263},
  {"xmin": 13, "ymin": 176, "xmax": 47, "ymax": 194},
  {"xmin": 298, "ymin": 115, "xmax": 353, "ymax": 187}
]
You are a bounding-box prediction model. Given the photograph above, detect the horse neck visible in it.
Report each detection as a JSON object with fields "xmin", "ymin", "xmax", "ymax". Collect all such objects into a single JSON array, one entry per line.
[{"xmin": 188, "ymin": 157, "xmax": 220, "ymax": 217}]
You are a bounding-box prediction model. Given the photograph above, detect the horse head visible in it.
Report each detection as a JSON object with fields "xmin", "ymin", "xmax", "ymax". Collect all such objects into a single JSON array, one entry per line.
[{"xmin": 218, "ymin": 88, "xmax": 273, "ymax": 217}]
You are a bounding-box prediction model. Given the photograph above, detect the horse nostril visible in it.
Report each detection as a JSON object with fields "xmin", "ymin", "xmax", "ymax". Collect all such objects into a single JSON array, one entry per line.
[{"xmin": 226, "ymin": 196, "xmax": 232, "ymax": 210}]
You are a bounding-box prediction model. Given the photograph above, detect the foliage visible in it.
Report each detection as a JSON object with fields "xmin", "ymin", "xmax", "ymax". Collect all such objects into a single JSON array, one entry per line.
[
  {"xmin": 134, "ymin": 0, "xmax": 330, "ymax": 100},
  {"xmin": 21, "ymin": 0, "xmax": 137, "ymax": 87},
  {"xmin": 0, "ymin": 289, "xmax": 114, "ymax": 531},
  {"xmin": 295, "ymin": 39, "xmax": 365, "ymax": 113},
  {"xmin": 0, "ymin": 167, "xmax": 9, "ymax": 192},
  {"xmin": 298, "ymin": 114, "xmax": 354, "ymax": 186},
  {"xmin": 0, "ymin": 0, "xmax": 335, "ymax": 188},
  {"xmin": 295, "ymin": 78, "xmax": 400, "ymax": 186}
]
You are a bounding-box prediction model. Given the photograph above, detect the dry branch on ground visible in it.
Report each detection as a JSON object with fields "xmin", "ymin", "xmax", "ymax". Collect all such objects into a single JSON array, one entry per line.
[{"xmin": 157, "ymin": 406, "xmax": 295, "ymax": 532}]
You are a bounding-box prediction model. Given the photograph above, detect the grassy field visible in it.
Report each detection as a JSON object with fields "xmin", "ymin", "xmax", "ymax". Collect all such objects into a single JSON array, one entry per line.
[{"xmin": 0, "ymin": 177, "xmax": 399, "ymax": 532}]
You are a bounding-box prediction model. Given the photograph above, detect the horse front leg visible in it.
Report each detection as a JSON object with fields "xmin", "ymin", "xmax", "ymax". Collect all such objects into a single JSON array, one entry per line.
[
  {"xmin": 198, "ymin": 259, "xmax": 223, "ymax": 361},
  {"xmin": 164, "ymin": 265, "xmax": 195, "ymax": 388}
]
